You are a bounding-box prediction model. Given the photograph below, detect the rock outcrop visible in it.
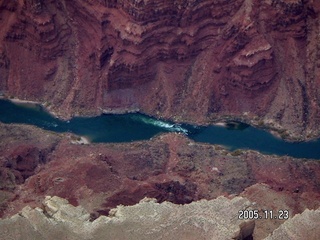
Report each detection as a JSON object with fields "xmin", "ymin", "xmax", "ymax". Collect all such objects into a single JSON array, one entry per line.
[
  {"xmin": 1, "ymin": 1, "xmax": 320, "ymax": 238},
  {"xmin": 1, "ymin": 195, "xmax": 319, "ymax": 240},
  {"xmin": 1, "ymin": 123, "xmax": 320, "ymax": 238},
  {"xmin": 0, "ymin": 123, "xmax": 61, "ymax": 215},
  {"xmin": 0, "ymin": 195, "xmax": 255, "ymax": 240},
  {"xmin": 0, "ymin": 0, "xmax": 320, "ymax": 140},
  {"xmin": 265, "ymin": 208, "xmax": 320, "ymax": 240}
]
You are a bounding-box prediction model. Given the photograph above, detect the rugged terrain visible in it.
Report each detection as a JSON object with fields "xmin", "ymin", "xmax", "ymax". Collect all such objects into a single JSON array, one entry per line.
[
  {"xmin": 1, "ymin": 195, "xmax": 320, "ymax": 240},
  {"xmin": 0, "ymin": 195, "xmax": 256, "ymax": 240},
  {"xmin": 0, "ymin": 0, "xmax": 320, "ymax": 140},
  {"xmin": 0, "ymin": 123, "xmax": 320, "ymax": 239},
  {"xmin": 1, "ymin": 0, "xmax": 320, "ymax": 239}
]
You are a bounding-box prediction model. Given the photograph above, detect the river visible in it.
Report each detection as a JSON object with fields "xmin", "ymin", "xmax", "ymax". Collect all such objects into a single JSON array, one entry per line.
[{"xmin": 0, "ymin": 99, "xmax": 319, "ymax": 159}]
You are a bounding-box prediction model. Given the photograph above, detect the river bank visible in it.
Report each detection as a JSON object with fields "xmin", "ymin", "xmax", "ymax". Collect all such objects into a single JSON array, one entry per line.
[
  {"xmin": 2, "ymin": 95, "xmax": 319, "ymax": 143},
  {"xmin": 3, "ymin": 94, "xmax": 320, "ymax": 143},
  {"xmin": 1, "ymin": 98, "xmax": 320, "ymax": 159}
]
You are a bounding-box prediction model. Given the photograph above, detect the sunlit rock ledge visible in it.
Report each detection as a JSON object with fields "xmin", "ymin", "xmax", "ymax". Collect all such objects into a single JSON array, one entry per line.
[
  {"xmin": 1, "ymin": 195, "xmax": 319, "ymax": 240},
  {"xmin": 0, "ymin": 195, "xmax": 254, "ymax": 240}
]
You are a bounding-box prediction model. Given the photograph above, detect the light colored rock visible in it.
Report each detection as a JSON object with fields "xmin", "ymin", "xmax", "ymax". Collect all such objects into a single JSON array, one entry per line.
[
  {"xmin": 265, "ymin": 208, "xmax": 320, "ymax": 240},
  {"xmin": 0, "ymin": 196, "xmax": 255, "ymax": 240},
  {"xmin": 44, "ymin": 196, "xmax": 90, "ymax": 223}
]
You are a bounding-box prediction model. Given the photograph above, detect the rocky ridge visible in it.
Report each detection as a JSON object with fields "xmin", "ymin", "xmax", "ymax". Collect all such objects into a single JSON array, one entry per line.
[
  {"xmin": 0, "ymin": 0, "xmax": 320, "ymax": 140},
  {"xmin": 0, "ymin": 195, "xmax": 319, "ymax": 240},
  {"xmin": 0, "ymin": 123, "xmax": 320, "ymax": 239},
  {"xmin": 0, "ymin": 195, "xmax": 255, "ymax": 240},
  {"xmin": 265, "ymin": 208, "xmax": 320, "ymax": 239},
  {"xmin": 1, "ymin": 1, "xmax": 320, "ymax": 238}
]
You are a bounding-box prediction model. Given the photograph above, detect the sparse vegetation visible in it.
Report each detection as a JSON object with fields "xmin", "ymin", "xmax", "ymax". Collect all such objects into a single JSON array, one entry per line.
[
  {"xmin": 257, "ymin": 120, "xmax": 264, "ymax": 127},
  {"xmin": 214, "ymin": 145, "xmax": 225, "ymax": 151},
  {"xmin": 70, "ymin": 135, "xmax": 81, "ymax": 141},
  {"xmin": 279, "ymin": 130, "xmax": 289, "ymax": 139},
  {"xmin": 230, "ymin": 149, "xmax": 244, "ymax": 156}
]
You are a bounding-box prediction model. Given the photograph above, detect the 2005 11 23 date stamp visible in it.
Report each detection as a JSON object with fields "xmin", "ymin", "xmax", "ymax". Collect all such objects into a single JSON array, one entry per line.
[{"xmin": 238, "ymin": 209, "xmax": 289, "ymax": 220}]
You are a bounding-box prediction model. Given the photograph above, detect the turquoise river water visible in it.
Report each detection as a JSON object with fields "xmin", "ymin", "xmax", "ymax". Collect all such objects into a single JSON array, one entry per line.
[{"xmin": 0, "ymin": 99, "xmax": 319, "ymax": 159}]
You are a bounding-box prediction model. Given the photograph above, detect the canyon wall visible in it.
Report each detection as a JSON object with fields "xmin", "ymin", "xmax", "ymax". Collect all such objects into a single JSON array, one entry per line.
[{"xmin": 1, "ymin": 0, "xmax": 320, "ymax": 139}]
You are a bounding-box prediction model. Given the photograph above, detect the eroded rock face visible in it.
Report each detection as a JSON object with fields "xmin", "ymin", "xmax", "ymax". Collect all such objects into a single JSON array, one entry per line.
[
  {"xmin": 0, "ymin": 195, "xmax": 255, "ymax": 240},
  {"xmin": 1, "ymin": 195, "xmax": 319, "ymax": 240},
  {"xmin": 0, "ymin": 123, "xmax": 61, "ymax": 216},
  {"xmin": 265, "ymin": 208, "xmax": 320, "ymax": 240},
  {"xmin": 0, "ymin": 0, "xmax": 320, "ymax": 139},
  {"xmin": 1, "ymin": 123, "xmax": 320, "ymax": 238}
]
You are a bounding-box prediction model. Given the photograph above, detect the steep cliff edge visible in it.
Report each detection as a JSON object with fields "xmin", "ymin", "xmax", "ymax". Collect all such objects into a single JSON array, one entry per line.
[
  {"xmin": 0, "ymin": 195, "xmax": 319, "ymax": 240},
  {"xmin": 1, "ymin": 0, "xmax": 320, "ymax": 140},
  {"xmin": 0, "ymin": 195, "xmax": 255, "ymax": 240}
]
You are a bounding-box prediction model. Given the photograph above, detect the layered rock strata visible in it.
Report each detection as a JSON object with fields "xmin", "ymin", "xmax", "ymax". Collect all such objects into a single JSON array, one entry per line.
[{"xmin": 0, "ymin": 0, "xmax": 320, "ymax": 140}]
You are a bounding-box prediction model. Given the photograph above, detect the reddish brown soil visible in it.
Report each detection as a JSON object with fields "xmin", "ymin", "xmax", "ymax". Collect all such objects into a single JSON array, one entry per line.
[
  {"xmin": 1, "ymin": 1, "xmax": 320, "ymax": 237},
  {"xmin": 0, "ymin": 0, "xmax": 320, "ymax": 140},
  {"xmin": 0, "ymin": 123, "xmax": 319, "ymax": 238}
]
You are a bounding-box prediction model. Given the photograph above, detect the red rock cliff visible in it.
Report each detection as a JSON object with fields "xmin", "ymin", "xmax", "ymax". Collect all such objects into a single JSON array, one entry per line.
[{"xmin": 1, "ymin": 0, "xmax": 320, "ymax": 139}]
